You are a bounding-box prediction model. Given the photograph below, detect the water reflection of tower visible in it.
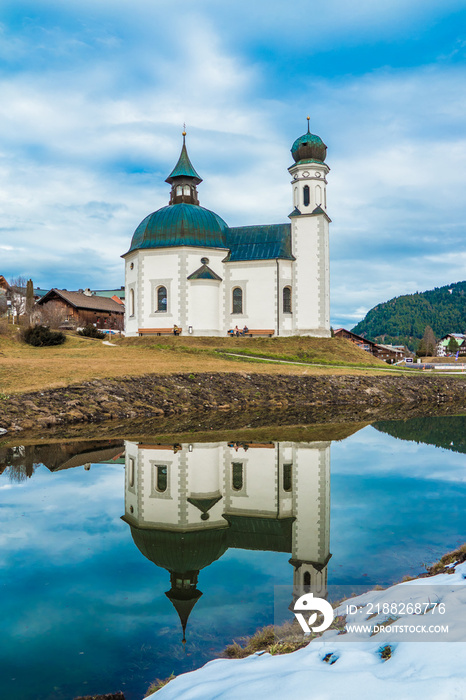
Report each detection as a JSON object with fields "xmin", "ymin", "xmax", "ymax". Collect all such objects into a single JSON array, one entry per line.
[{"xmin": 121, "ymin": 441, "xmax": 331, "ymax": 640}]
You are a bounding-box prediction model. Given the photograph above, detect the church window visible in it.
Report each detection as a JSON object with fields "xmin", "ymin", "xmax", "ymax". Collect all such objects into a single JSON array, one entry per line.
[
  {"xmin": 315, "ymin": 184, "xmax": 322, "ymax": 206},
  {"xmin": 183, "ymin": 185, "xmax": 190, "ymax": 196},
  {"xmin": 157, "ymin": 285, "xmax": 167, "ymax": 312},
  {"xmin": 283, "ymin": 463, "xmax": 292, "ymax": 492},
  {"xmin": 232, "ymin": 287, "xmax": 243, "ymax": 314},
  {"xmin": 303, "ymin": 571, "xmax": 311, "ymax": 589},
  {"xmin": 283, "ymin": 286, "xmax": 292, "ymax": 314},
  {"xmin": 129, "ymin": 288, "xmax": 135, "ymax": 317},
  {"xmin": 231, "ymin": 462, "xmax": 243, "ymax": 491},
  {"xmin": 176, "ymin": 185, "xmax": 182, "ymax": 196},
  {"xmin": 129, "ymin": 457, "xmax": 135, "ymax": 488},
  {"xmin": 303, "ymin": 185, "xmax": 310, "ymax": 207},
  {"xmin": 156, "ymin": 465, "xmax": 168, "ymax": 493}
]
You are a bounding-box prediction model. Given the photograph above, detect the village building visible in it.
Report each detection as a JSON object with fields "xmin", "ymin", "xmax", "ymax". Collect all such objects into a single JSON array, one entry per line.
[
  {"xmin": 123, "ymin": 121, "xmax": 331, "ymax": 337},
  {"xmin": 436, "ymin": 333, "xmax": 466, "ymax": 356},
  {"xmin": 36, "ymin": 288, "xmax": 124, "ymax": 329},
  {"xmin": 333, "ymin": 328, "xmax": 407, "ymax": 363}
]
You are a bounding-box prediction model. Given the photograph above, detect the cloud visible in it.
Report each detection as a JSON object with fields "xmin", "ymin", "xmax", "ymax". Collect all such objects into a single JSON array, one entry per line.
[{"xmin": 1, "ymin": 2, "xmax": 466, "ymax": 326}]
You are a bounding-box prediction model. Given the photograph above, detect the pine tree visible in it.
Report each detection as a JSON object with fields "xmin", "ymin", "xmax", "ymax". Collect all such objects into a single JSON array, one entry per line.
[{"xmin": 423, "ymin": 325, "xmax": 436, "ymax": 356}]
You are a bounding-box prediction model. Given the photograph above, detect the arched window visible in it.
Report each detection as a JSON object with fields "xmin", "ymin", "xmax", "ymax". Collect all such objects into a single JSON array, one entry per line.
[
  {"xmin": 303, "ymin": 571, "xmax": 311, "ymax": 589},
  {"xmin": 176, "ymin": 185, "xmax": 182, "ymax": 196},
  {"xmin": 129, "ymin": 288, "xmax": 135, "ymax": 317},
  {"xmin": 283, "ymin": 286, "xmax": 292, "ymax": 314},
  {"xmin": 315, "ymin": 184, "xmax": 322, "ymax": 206},
  {"xmin": 232, "ymin": 462, "xmax": 243, "ymax": 491},
  {"xmin": 283, "ymin": 463, "xmax": 292, "ymax": 492},
  {"xmin": 129, "ymin": 457, "xmax": 135, "ymax": 488},
  {"xmin": 156, "ymin": 465, "xmax": 168, "ymax": 493},
  {"xmin": 157, "ymin": 285, "xmax": 167, "ymax": 312},
  {"xmin": 303, "ymin": 185, "xmax": 310, "ymax": 207},
  {"xmin": 232, "ymin": 287, "xmax": 243, "ymax": 314},
  {"xmin": 183, "ymin": 185, "xmax": 190, "ymax": 196}
]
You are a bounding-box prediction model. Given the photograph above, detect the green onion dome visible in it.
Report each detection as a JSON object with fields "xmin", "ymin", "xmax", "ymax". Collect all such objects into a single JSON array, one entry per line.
[
  {"xmin": 130, "ymin": 526, "xmax": 228, "ymax": 573},
  {"xmin": 127, "ymin": 203, "xmax": 229, "ymax": 253},
  {"xmin": 291, "ymin": 122, "xmax": 327, "ymax": 164}
]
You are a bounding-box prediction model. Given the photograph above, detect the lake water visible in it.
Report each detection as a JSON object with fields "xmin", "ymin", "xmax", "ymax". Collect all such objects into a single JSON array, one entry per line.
[{"xmin": 1, "ymin": 416, "xmax": 465, "ymax": 700}]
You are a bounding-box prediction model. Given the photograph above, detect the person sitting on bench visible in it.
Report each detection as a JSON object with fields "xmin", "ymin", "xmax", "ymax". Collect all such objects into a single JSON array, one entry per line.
[{"xmin": 242, "ymin": 325, "xmax": 249, "ymax": 336}]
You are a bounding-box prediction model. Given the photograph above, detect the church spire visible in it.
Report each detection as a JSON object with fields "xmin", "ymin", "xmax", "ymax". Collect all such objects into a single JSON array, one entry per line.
[
  {"xmin": 165, "ymin": 571, "xmax": 203, "ymax": 644},
  {"xmin": 166, "ymin": 129, "xmax": 202, "ymax": 206}
]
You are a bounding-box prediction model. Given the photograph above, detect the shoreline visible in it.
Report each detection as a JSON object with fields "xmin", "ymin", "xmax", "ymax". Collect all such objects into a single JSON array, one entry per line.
[{"xmin": 1, "ymin": 371, "xmax": 465, "ymax": 436}]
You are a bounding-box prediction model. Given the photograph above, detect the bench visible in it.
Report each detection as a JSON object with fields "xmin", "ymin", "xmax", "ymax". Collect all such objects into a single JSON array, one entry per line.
[
  {"xmin": 138, "ymin": 328, "xmax": 182, "ymax": 336},
  {"xmin": 228, "ymin": 329, "xmax": 275, "ymax": 337}
]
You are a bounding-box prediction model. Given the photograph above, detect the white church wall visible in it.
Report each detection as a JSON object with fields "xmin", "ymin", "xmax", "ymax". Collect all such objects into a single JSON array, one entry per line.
[
  {"xmin": 291, "ymin": 441, "xmax": 330, "ymax": 564},
  {"xmin": 291, "ymin": 215, "xmax": 330, "ymax": 336},
  {"xmin": 124, "ymin": 253, "xmax": 140, "ymax": 337},
  {"xmin": 188, "ymin": 280, "xmax": 221, "ymax": 335},
  {"xmin": 140, "ymin": 249, "xmax": 180, "ymax": 329},
  {"xmin": 225, "ymin": 261, "xmax": 277, "ymax": 332},
  {"xmin": 277, "ymin": 259, "xmax": 294, "ymax": 336},
  {"xmin": 224, "ymin": 445, "xmax": 279, "ymax": 516},
  {"xmin": 185, "ymin": 248, "xmax": 226, "ymax": 335}
]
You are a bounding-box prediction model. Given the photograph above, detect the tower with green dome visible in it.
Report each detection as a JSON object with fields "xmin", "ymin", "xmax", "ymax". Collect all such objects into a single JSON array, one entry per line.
[{"xmin": 288, "ymin": 117, "xmax": 331, "ymax": 336}]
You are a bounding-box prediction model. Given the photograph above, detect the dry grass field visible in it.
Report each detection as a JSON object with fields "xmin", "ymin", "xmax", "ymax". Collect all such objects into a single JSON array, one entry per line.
[{"xmin": 0, "ymin": 328, "xmax": 389, "ymax": 395}]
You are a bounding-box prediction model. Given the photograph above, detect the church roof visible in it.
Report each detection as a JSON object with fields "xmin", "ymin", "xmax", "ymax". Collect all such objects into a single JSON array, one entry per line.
[
  {"xmin": 165, "ymin": 137, "xmax": 202, "ymax": 185},
  {"xmin": 129, "ymin": 525, "xmax": 229, "ymax": 573},
  {"xmin": 291, "ymin": 119, "xmax": 327, "ymax": 164},
  {"xmin": 224, "ymin": 224, "xmax": 295, "ymax": 262},
  {"xmin": 125, "ymin": 203, "xmax": 229, "ymax": 254},
  {"xmin": 187, "ymin": 264, "xmax": 222, "ymax": 281}
]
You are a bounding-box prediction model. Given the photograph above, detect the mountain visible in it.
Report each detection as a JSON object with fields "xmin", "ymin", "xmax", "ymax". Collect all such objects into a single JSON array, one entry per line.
[
  {"xmin": 373, "ymin": 416, "xmax": 466, "ymax": 455},
  {"xmin": 351, "ymin": 280, "xmax": 466, "ymax": 349}
]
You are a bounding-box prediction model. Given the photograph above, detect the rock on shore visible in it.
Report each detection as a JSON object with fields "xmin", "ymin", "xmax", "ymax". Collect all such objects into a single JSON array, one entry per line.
[{"xmin": 0, "ymin": 372, "xmax": 465, "ymax": 435}]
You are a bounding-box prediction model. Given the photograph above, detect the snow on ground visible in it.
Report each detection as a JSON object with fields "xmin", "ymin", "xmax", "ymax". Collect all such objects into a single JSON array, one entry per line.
[{"xmin": 150, "ymin": 562, "xmax": 466, "ymax": 699}]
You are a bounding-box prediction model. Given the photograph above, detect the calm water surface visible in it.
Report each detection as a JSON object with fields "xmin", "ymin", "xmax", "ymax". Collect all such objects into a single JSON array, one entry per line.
[{"xmin": 0, "ymin": 416, "xmax": 465, "ymax": 700}]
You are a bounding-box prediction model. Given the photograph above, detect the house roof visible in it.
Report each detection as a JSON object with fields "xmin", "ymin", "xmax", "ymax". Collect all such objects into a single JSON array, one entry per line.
[
  {"xmin": 335, "ymin": 328, "xmax": 377, "ymax": 347},
  {"xmin": 224, "ymin": 224, "xmax": 294, "ymax": 262},
  {"xmin": 0, "ymin": 276, "xmax": 11, "ymax": 292},
  {"xmin": 37, "ymin": 289, "xmax": 124, "ymax": 313}
]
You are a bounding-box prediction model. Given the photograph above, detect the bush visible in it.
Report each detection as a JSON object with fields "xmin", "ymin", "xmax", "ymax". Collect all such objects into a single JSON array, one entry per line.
[
  {"xmin": 22, "ymin": 324, "xmax": 66, "ymax": 347},
  {"xmin": 77, "ymin": 324, "xmax": 106, "ymax": 339}
]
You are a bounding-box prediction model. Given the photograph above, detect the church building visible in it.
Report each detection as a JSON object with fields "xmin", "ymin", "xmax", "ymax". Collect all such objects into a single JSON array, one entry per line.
[{"xmin": 123, "ymin": 120, "xmax": 331, "ymax": 337}]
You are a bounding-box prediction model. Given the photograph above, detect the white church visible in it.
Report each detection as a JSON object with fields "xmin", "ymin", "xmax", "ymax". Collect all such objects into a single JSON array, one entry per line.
[
  {"xmin": 122, "ymin": 439, "xmax": 331, "ymax": 642},
  {"xmin": 123, "ymin": 120, "xmax": 331, "ymax": 337}
]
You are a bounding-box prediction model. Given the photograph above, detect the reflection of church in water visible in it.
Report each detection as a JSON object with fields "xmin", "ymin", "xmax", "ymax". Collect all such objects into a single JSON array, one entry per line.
[{"xmin": 121, "ymin": 441, "xmax": 330, "ymax": 641}]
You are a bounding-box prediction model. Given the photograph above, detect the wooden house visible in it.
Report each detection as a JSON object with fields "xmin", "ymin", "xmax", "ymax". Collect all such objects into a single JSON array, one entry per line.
[{"xmin": 37, "ymin": 289, "xmax": 124, "ymax": 329}]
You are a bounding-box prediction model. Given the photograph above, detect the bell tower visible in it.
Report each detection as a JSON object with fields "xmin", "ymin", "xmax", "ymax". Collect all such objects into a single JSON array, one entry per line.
[
  {"xmin": 288, "ymin": 118, "xmax": 331, "ymax": 337},
  {"xmin": 165, "ymin": 130, "xmax": 203, "ymax": 206}
]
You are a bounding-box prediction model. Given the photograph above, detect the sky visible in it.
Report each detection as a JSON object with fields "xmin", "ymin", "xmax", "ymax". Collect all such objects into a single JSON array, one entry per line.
[{"xmin": 1, "ymin": 1, "xmax": 466, "ymax": 327}]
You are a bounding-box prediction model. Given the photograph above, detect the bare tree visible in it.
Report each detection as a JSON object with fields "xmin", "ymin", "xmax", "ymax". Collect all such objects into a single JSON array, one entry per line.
[
  {"xmin": 9, "ymin": 275, "xmax": 28, "ymax": 323},
  {"xmin": 35, "ymin": 301, "xmax": 68, "ymax": 329}
]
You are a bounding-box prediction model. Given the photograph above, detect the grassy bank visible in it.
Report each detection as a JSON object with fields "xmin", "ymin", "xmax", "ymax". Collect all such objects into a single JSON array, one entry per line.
[{"xmin": 0, "ymin": 330, "xmax": 389, "ymax": 394}]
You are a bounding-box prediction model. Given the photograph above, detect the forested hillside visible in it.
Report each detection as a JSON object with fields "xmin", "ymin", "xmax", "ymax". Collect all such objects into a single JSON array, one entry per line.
[
  {"xmin": 352, "ymin": 280, "xmax": 466, "ymax": 349},
  {"xmin": 374, "ymin": 416, "xmax": 466, "ymax": 455}
]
